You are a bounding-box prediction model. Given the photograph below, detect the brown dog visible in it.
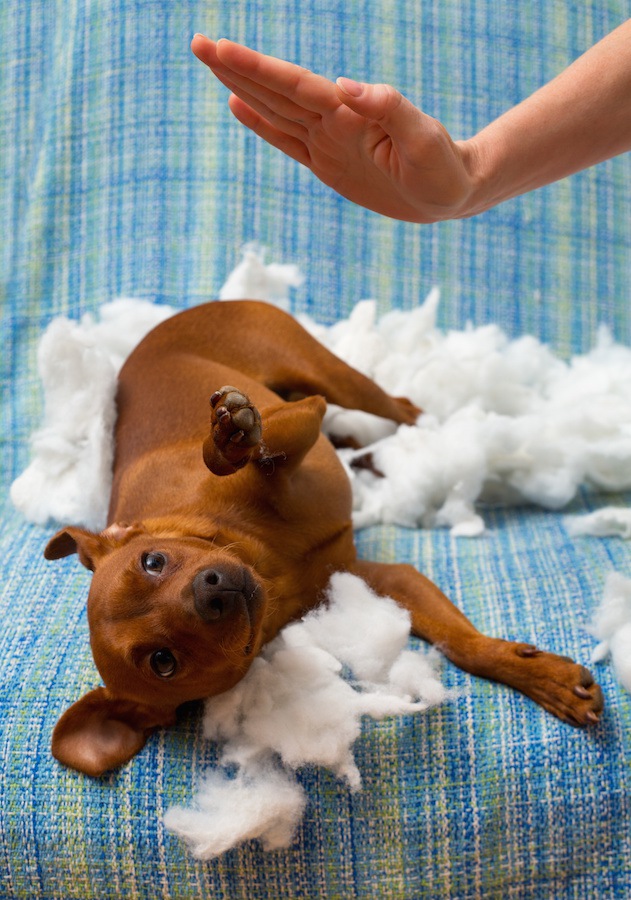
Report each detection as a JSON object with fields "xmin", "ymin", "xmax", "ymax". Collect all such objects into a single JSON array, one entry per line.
[{"xmin": 45, "ymin": 300, "xmax": 603, "ymax": 776}]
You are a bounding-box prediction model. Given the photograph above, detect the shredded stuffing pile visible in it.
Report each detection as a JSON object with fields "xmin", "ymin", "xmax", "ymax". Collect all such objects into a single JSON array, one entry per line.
[
  {"xmin": 10, "ymin": 247, "xmax": 631, "ymax": 855},
  {"xmin": 164, "ymin": 573, "xmax": 450, "ymax": 858},
  {"xmin": 10, "ymin": 299, "xmax": 174, "ymax": 531},
  {"xmin": 302, "ymin": 291, "xmax": 631, "ymax": 536}
]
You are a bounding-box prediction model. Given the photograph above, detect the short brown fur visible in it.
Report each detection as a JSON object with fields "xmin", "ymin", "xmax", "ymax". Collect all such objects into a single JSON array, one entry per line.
[{"xmin": 45, "ymin": 300, "xmax": 603, "ymax": 776}]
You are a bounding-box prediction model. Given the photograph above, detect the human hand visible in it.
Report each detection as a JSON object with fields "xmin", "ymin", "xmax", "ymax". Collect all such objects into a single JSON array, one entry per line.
[{"xmin": 191, "ymin": 35, "xmax": 480, "ymax": 223}]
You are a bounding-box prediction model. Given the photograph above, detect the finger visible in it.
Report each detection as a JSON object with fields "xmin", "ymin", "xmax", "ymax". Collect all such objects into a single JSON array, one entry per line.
[
  {"xmin": 192, "ymin": 35, "xmax": 256, "ymax": 96},
  {"xmin": 215, "ymin": 39, "xmax": 340, "ymax": 115},
  {"xmin": 228, "ymin": 95, "xmax": 312, "ymax": 167},
  {"xmin": 193, "ymin": 35, "xmax": 328, "ymax": 135},
  {"xmin": 191, "ymin": 33, "xmax": 230, "ymax": 75},
  {"xmin": 336, "ymin": 79, "xmax": 433, "ymax": 139},
  {"xmin": 225, "ymin": 80, "xmax": 312, "ymax": 143}
]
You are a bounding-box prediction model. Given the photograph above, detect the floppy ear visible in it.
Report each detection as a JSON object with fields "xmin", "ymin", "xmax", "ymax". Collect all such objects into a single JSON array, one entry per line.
[
  {"xmin": 52, "ymin": 687, "xmax": 177, "ymax": 777},
  {"xmin": 44, "ymin": 523, "xmax": 144, "ymax": 571}
]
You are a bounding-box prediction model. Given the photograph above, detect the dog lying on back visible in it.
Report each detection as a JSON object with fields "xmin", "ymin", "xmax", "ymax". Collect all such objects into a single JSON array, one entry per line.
[{"xmin": 45, "ymin": 301, "xmax": 603, "ymax": 776}]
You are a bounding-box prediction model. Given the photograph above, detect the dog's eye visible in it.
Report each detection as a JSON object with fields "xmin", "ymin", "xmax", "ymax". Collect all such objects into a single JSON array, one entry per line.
[
  {"xmin": 150, "ymin": 648, "xmax": 177, "ymax": 678},
  {"xmin": 142, "ymin": 552, "xmax": 167, "ymax": 575}
]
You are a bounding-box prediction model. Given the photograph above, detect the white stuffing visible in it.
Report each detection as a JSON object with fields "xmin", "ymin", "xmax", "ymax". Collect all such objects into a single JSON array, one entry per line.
[
  {"xmin": 589, "ymin": 572, "xmax": 631, "ymax": 693},
  {"xmin": 164, "ymin": 573, "xmax": 450, "ymax": 859},
  {"xmin": 10, "ymin": 299, "xmax": 174, "ymax": 530},
  {"xmin": 566, "ymin": 507, "xmax": 631, "ymax": 539},
  {"xmin": 218, "ymin": 241, "xmax": 304, "ymax": 308},
  {"xmin": 163, "ymin": 764, "xmax": 308, "ymax": 858},
  {"xmin": 11, "ymin": 247, "xmax": 631, "ymax": 536},
  {"xmin": 301, "ymin": 296, "xmax": 631, "ymax": 534}
]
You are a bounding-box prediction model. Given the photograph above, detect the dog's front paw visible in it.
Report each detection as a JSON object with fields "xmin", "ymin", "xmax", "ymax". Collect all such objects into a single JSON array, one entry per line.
[
  {"xmin": 210, "ymin": 386, "xmax": 263, "ymax": 448},
  {"xmin": 203, "ymin": 386, "xmax": 263, "ymax": 475}
]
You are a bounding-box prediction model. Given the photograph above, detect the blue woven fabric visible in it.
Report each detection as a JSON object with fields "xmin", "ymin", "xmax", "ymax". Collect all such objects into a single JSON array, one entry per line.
[{"xmin": 1, "ymin": 1, "xmax": 630, "ymax": 897}]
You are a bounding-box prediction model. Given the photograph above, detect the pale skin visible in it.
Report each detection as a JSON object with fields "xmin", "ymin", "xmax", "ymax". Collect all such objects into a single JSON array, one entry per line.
[{"xmin": 191, "ymin": 21, "xmax": 631, "ymax": 223}]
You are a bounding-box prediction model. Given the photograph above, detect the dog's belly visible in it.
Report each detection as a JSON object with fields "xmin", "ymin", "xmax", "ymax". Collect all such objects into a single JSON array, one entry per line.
[
  {"xmin": 108, "ymin": 352, "xmax": 353, "ymax": 543},
  {"xmin": 113, "ymin": 352, "xmax": 281, "ymax": 464},
  {"xmin": 107, "ymin": 302, "xmax": 363, "ymax": 587}
]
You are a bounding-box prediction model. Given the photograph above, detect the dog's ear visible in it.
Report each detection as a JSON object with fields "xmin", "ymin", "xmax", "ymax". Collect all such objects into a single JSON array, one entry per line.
[
  {"xmin": 44, "ymin": 523, "xmax": 144, "ymax": 571},
  {"xmin": 52, "ymin": 687, "xmax": 176, "ymax": 777}
]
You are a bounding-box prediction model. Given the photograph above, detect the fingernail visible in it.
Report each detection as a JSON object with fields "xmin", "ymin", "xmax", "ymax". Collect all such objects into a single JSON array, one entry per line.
[{"xmin": 336, "ymin": 76, "xmax": 364, "ymax": 98}]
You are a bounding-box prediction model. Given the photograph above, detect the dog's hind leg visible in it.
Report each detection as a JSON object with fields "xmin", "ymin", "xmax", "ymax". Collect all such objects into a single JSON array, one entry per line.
[
  {"xmin": 353, "ymin": 559, "xmax": 604, "ymax": 728},
  {"xmin": 147, "ymin": 302, "xmax": 421, "ymax": 427}
]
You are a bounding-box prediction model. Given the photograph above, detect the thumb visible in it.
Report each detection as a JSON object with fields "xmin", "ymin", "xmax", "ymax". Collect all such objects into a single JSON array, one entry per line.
[{"xmin": 336, "ymin": 78, "xmax": 425, "ymax": 135}]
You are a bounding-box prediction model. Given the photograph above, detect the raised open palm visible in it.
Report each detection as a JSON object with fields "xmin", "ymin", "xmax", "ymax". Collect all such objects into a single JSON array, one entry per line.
[{"xmin": 191, "ymin": 36, "xmax": 477, "ymax": 223}]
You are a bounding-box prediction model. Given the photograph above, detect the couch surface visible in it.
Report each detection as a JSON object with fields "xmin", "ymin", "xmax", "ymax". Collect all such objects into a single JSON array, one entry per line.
[{"xmin": 1, "ymin": 1, "xmax": 630, "ymax": 898}]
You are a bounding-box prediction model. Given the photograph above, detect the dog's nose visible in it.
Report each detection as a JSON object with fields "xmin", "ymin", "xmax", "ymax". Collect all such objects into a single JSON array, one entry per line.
[{"xmin": 193, "ymin": 566, "xmax": 255, "ymax": 623}]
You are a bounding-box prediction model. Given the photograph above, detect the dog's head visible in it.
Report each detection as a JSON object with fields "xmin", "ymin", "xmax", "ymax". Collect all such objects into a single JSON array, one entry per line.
[{"xmin": 45, "ymin": 523, "xmax": 267, "ymax": 776}]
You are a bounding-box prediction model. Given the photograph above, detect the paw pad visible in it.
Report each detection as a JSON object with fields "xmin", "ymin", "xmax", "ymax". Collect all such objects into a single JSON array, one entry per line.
[{"xmin": 210, "ymin": 386, "xmax": 262, "ymax": 451}]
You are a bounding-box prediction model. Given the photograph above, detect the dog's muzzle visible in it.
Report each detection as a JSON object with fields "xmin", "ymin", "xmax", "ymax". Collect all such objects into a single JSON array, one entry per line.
[{"xmin": 192, "ymin": 565, "xmax": 260, "ymax": 623}]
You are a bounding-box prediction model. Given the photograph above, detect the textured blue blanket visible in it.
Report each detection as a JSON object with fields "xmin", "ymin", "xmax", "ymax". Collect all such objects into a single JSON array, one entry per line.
[{"xmin": 1, "ymin": 1, "xmax": 630, "ymax": 897}]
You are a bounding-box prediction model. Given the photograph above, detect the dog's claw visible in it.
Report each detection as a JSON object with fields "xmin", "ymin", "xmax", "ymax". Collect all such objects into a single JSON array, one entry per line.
[
  {"xmin": 573, "ymin": 685, "xmax": 593, "ymax": 700},
  {"xmin": 210, "ymin": 386, "xmax": 241, "ymax": 409},
  {"xmin": 578, "ymin": 666, "xmax": 595, "ymax": 687},
  {"xmin": 516, "ymin": 644, "xmax": 542, "ymax": 658}
]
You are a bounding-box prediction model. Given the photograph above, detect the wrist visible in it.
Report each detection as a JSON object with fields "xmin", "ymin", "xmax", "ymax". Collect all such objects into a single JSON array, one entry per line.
[{"xmin": 452, "ymin": 135, "xmax": 505, "ymax": 219}]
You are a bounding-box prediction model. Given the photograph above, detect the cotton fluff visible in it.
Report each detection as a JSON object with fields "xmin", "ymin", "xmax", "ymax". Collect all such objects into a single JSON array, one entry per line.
[
  {"xmin": 202, "ymin": 572, "xmax": 448, "ymax": 786},
  {"xmin": 163, "ymin": 764, "xmax": 308, "ymax": 858},
  {"xmin": 163, "ymin": 572, "xmax": 451, "ymax": 859},
  {"xmin": 12, "ymin": 250, "xmax": 631, "ymax": 537},
  {"xmin": 566, "ymin": 507, "xmax": 631, "ymax": 539},
  {"xmin": 10, "ymin": 299, "xmax": 174, "ymax": 530},
  {"xmin": 589, "ymin": 572, "xmax": 631, "ymax": 693},
  {"xmin": 218, "ymin": 241, "xmax": 304, "ymax": 308},
  {"xmin": 304, "ymin": 298, "xmax": 631, "ymax": 534}
]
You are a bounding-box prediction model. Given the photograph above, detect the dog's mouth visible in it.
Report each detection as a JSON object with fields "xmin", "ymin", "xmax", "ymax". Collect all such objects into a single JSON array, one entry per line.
[{"xmin": 242, "ymin": 582, "xmax": 264, "ymax": 657}]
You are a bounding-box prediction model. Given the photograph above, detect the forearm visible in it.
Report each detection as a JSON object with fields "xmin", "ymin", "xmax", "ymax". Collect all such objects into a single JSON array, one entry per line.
[{"xmin": 457, "ymin": 19, "xmax": 631, "ymax": 217}]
